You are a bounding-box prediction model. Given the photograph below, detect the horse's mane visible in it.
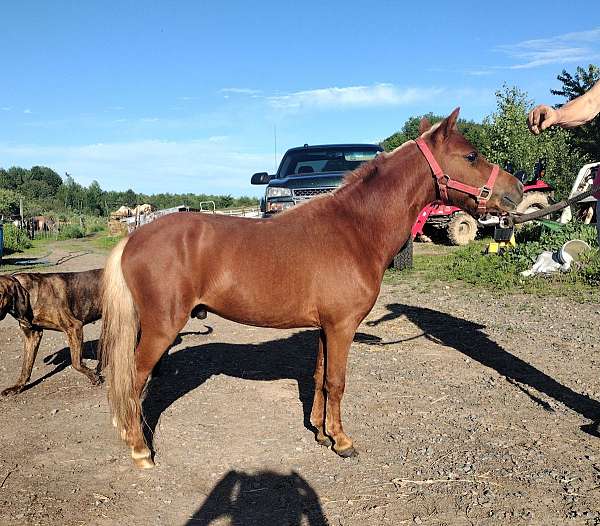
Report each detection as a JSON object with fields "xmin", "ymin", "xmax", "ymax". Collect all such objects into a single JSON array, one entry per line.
[
  {"xmin": 337, "ymin": 137, "xmax": 416, "ymax": 190},
  {"xmin": 338, "ymin": 156, "xmax": 380, "ymax": 188}
]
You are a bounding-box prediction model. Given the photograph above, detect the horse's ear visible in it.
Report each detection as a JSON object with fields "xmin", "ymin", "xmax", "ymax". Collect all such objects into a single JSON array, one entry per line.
[
  {"xmin": 419, "ymin": 117, "xmax": 432, "ymax": 135},
  {"xmin": 434, "ymin": 107, "xmax": 461, "ymax": 141}
]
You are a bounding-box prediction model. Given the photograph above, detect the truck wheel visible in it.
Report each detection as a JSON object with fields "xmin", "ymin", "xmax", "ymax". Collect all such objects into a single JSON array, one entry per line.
[
  {"xmin": 447, "ymin": 212, "xmax": 478, "ymax": 246},
  {"xmin": 516, "ymin": 192, "xmax": 550, "ymax": 215},
  {"xmin": 392, "ymin": 238, "xmax": 413, "ymax": 270}
]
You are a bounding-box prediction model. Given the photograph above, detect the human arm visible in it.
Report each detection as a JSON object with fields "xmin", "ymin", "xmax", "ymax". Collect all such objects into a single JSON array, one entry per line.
[{"xmin": 528, "ymin": 80, "xmax": 600, "ymax": 134}]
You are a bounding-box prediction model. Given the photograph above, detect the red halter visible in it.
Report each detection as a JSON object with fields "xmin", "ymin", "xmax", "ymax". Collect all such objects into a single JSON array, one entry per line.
[{"xmin": 414, "ymin": 137, "xmax": 500, "ymax": 214}]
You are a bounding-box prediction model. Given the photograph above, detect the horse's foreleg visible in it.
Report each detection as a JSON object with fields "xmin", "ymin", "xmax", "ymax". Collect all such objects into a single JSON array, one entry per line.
[
  {"xmin": 323, "ymin": 323, "xmax": 358, "ymax": 458},
  {"xmin": 1, "ymin": 326, "xmax": 43, "ymax": 396},
  {"xmin": 310, "ymin": 331, "xmax": 331, "ymax": 447}
]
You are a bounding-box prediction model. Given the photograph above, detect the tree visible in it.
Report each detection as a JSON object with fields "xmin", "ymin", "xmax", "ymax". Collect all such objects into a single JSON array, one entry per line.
[
  {"xmin": 381, "ymin": 113, "xmax": 490, "ymax": 152},
  {"xmin": 123, "ymin": 189, "xmax": 138, "ymax": 206},
  {"xmin": 551, "ymin": 64, "xmax": 600, "ymax": 159},
  {"xmin": 0, "ymin": 169, "xmax": 17, "ymax": 190},
  {"xmin": 483, "ymin": 85, "xmax": 586, "ymax": 198},
  {"xmin": 0, "ymin": 188, "xmax": 23, "ymax": 217},
  {"xmin": 56, "ymin": 175, "xmax": 85, "ymax": 211},
  {"xmin": 85, "ymin": 180, "xmax": 104, "ymax": 215},
  {"xmin": 19, "ymin": 179, "xmax": 53, "ymax": 200},
  {"xmin": 29, "ymin": 166, "xmax": 63, "ymax": 195},
  {"xmin": 6, "ymin": 166, "xmax": 30, "ymax": 188}
]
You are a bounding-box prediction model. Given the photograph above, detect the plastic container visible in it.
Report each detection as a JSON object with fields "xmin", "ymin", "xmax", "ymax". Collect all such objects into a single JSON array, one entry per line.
[{"xmin": 557, "ymin": 239, "xmax": 591, "ymax": 265}]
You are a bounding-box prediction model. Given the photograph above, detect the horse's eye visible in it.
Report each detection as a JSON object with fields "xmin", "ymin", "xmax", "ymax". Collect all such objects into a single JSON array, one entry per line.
[{"xmin": 465, "ymin": 152, "xmax": 478, "ymax": 163}]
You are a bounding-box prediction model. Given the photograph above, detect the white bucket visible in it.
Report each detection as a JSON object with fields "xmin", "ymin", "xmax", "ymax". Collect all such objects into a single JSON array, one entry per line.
[{"xmin": 557, "ymin": 239, "xmax": 591, "ymax": 265}]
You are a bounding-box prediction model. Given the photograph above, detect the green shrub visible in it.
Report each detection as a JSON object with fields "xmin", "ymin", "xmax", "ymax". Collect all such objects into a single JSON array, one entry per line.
[
  {"xmin": 2, "ymin": 224, "xmax": 32, "ymax": 254},
  {"xmin": 57, "ymin": 224, "xmax": 85, "ymax": 240}
]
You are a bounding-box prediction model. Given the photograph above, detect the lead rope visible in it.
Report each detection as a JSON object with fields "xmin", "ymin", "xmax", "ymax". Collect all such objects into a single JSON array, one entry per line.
[{"xmin": 510, "ymin": 182, "xmax": 600, "ymax": 224}]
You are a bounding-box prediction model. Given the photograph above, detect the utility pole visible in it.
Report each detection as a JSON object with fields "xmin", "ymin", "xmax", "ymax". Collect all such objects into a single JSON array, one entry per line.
[{"xmin": 274, "ymin": 124, "xmax": 278, "ymax": 172}]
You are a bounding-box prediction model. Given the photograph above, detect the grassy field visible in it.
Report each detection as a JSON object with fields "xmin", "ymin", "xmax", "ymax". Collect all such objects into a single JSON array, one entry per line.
[
  {"xmin": 386, "ymin": 234, "xmax": 600, "ymax": 302},
  {"xmin": 0, "ymin": 230, "xmax": 123, "ymax": 273}
]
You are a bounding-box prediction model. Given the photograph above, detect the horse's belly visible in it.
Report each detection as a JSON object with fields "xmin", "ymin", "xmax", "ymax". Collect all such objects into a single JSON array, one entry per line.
[
  {"xmin": 205, "ymin": 293, "xmax": 319, "ymax": 330},
  {"xmin": 200, "ymin": 275, "xmax": 320, "ymax": 329}
]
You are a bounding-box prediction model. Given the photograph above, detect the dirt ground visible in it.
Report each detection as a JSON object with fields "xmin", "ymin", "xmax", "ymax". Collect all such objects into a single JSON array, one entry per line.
[{"xmin": 1, "ymin": 239, "xmax": 600, "ymax": 525}]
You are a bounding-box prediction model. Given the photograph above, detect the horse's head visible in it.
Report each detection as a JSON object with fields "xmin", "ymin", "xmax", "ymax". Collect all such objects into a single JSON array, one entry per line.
[{"xmin": 418, "ymin": 108, "xmax": 523, "ymax": 215}]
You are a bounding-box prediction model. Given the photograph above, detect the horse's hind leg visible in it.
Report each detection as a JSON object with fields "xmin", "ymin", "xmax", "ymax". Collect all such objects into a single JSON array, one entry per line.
[
  {"xmin": 127, "ymin": 315, "xmax": 188, "ymax": 468},
  {"xmin": 310, "ymin": 331, "xmax": 332, "ymax": 447},
  {"xmin": 1, "ymin": 325, "xmax": 43, "ymax": 396}
]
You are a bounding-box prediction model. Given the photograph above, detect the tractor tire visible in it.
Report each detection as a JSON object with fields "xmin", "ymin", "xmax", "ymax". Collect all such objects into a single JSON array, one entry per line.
[
  {"xmin": 516, "ymin": 191, "xmax": 550, "ymax": 215},
  {"xmin": 447, "ymin": 212, "xmax": 478, "ymax": 246},
  {"xmin": 515, "ymin": 192, "xmax": 551, "ymax": 228},
  {"xmin": 392, "ymin": 238, "xmax": 413, "ymax": 270}
]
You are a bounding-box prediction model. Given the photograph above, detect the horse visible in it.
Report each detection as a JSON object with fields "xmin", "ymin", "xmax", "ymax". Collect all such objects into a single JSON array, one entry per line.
[{"xmin": 100, "ymin": 108, "xmax": 524, "ymax": 468}]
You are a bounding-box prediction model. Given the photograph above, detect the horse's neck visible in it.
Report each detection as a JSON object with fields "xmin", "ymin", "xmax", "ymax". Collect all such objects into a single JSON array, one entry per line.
[{"xmin": 336, "ymin": 144, "xmax": 436, "ymax": 270}]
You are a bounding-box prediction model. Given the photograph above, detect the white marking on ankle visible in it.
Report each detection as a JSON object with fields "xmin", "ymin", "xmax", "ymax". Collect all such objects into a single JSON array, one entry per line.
[{"xmin": 131, "ymin": 448, "xmax": 151, "ymax": 460}]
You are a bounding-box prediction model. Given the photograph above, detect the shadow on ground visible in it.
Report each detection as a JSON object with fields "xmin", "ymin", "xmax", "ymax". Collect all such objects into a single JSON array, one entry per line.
[
  {"xmin": 12, "ymin": 339, "xmax": 101, "ymax": 392},
  {"xmin": 185, "ymin": 470, "xmax": 329, "ymax": 525},
  {"xmin": 366, "ymin": 303, "xmax": 600, "ymax": 434},
  {"xmin": 143, "ymin": 330, "xmax": 320, "ymax": 448}
]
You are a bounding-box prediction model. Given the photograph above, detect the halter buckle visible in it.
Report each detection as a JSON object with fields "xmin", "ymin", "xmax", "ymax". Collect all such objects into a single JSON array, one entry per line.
[{"xmin": 478, "ymin": 186, "xmax": 492, "ymax": 200}]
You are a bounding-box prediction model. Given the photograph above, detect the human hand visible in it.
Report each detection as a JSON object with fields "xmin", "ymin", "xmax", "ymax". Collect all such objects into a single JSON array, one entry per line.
[{"xmin": 527, "ymin": 104, "xmax": 560, "ymax": 135}]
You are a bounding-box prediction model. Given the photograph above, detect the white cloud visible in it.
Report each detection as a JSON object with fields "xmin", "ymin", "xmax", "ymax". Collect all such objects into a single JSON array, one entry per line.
[
  {"xmin": 497, "ymin": 27, "xmax": 600, "ymax": 69},
  {"xmin": 465, "ymin": 69, "xmax": 494, "ymax": 76},
  {"xmin": 267, "ymin": 83, "xmax": 445, "ymax": 111},
  {"xmin": 23, "ymin": 109, "xmax": 32, "ymax": 114},
  {"xmin": 220, "ymin": 87, "xmax": 262, "ymax": 96},
  {"xmin": 0, "ymin": 140, "xmax": 272, "ymax": 196},
  {"xmin": 1, "ymin": 107, "xmax": 11, "ymax": 111},
  {"xmin": 208, "ymin": 135, "xmax": 228, "ymax": 143}
]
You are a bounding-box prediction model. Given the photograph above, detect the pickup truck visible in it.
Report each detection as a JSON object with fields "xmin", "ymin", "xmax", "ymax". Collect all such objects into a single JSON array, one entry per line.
[
  {"xmin": 251, "ymin": 143, "xmax": 414, "ymax": 269},
  {"xmin": 251, "ymin": 144, "xmax": 383, "ymax": 214}
]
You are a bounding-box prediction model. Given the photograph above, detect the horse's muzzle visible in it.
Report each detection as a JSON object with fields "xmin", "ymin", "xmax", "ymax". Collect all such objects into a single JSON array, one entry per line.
[{"xmin": 500, "ymin": 182, "xmax": 524, "ymax": 211}]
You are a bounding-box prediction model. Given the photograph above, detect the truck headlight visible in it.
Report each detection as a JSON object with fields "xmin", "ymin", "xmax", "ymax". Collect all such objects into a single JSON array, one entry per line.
[
  {"xmin": 266, "ymin": 187, "xmax": 292, "ymax": 198},
  {"xmin": 266, "ymin": 201, "xmax": 295, "ymax": 213}
]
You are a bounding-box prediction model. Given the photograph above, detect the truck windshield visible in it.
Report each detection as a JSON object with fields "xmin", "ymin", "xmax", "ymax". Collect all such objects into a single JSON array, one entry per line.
[{"xmin": 279, "ymin": 148, "xmax": 379, "ymax": 177}]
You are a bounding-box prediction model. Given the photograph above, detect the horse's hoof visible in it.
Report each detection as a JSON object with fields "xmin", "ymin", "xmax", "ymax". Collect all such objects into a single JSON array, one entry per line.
[
  {"xmin": 90, "ymin": 374, "xmax": 104, "ymax": 386},
  {"xmin": 132, "ymin": 448, "xmax": 154, "ymax": 469},
  {"xmin": 133, "ymin": 456, "xmax": 155, "ymax": 469},
  {"xmin": 335, "ymin": 446, "xmax": 358, "ymax": 458},
  {"xmin": 1, "ymin": 386, "xmax": 24, "ymax": 396},
  {"xmin": 316, "ymin": 435, "xmax": 333, "ymax": 448}
]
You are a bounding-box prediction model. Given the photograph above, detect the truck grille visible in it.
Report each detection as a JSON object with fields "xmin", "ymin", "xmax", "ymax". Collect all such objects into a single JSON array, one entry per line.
[{"xmin": 292, "ymin": 187, "xmax": 336, "ymax": 202}]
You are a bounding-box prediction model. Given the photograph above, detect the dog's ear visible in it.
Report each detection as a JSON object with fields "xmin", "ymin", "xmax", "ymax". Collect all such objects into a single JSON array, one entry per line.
[{"xmin": 11, "ymin": 280, "xmax": 31, "ymax": 320}]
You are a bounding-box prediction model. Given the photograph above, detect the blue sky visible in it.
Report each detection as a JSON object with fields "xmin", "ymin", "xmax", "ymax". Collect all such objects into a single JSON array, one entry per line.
[{"xmin": 1, "ymin": 1, "xmax": 599, "ymax": 196}]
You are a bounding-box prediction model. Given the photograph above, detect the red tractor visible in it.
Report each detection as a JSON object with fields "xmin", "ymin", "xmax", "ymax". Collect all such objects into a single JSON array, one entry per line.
[{"xmin": 411, "ymin": 159, "xmax": 553, "ymax": 245}]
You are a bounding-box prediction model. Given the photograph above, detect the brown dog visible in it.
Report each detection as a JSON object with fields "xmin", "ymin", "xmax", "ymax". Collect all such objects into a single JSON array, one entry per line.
[{"xmin": 0, "ymin": 269, "xmax": 102, "ymax": 395}]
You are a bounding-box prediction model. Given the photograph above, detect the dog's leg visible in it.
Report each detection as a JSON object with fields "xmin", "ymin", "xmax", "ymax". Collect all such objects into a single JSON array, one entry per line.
[
  {"xmin": 1, "ymin": 325, "xmax": 43, "ymax": 396},
  {"xmin": 65, "ymin": 321, "xmax": 102, "ymax": 386}
]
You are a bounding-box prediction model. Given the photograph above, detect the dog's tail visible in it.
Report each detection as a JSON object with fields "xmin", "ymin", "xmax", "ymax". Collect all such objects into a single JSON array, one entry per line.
[{"xmin": 100, "ymin": 237, "xmax": 140, "ymax": 439}]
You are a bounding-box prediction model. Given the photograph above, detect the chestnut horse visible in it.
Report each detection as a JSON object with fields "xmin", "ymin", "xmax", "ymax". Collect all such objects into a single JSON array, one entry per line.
[{"xmin": 101, "ymin": 109, "xmax": 523, "ymax": 468}]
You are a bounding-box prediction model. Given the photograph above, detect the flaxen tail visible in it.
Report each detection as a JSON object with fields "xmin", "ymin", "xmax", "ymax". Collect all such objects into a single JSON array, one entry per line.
[{"xmin": 100, "ymin": 237, "xmax": 140, "ymax": 439}]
